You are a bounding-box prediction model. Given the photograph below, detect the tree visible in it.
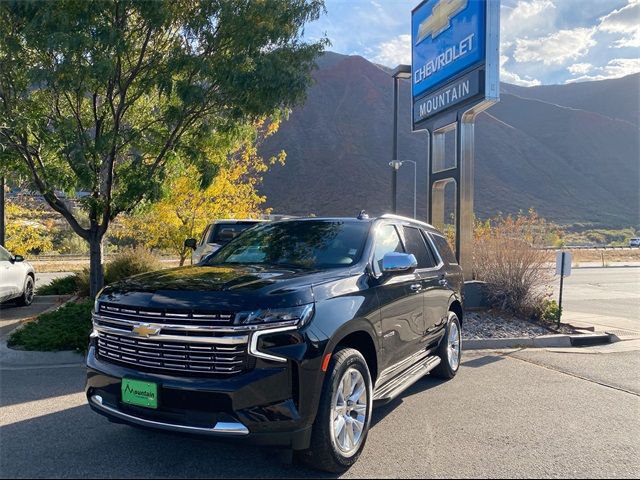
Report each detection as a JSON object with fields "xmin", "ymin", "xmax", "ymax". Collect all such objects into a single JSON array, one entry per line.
[
  {"xmin": 116, "ymin": 118, "xmax": 285, "ymax": 265},
  {"xmin": 0, "ymin": 0, "xmax": 326, "ymax": 296}
]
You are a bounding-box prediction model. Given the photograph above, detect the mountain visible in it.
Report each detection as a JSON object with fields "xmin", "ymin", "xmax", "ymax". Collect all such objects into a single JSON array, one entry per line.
[{"xmin": 259, "ymin": 52, "xmax": 640, "ymax": 228}]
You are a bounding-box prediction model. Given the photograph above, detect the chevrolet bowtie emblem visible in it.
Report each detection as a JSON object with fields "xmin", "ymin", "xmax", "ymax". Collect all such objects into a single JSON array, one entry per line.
[
  {"xmin": 132, "ymin": 323, "xmax": 161, "ymax": 338},
  {"xmin": 416, "ymin": 0, "xmax": 468, "ymax": 45}
]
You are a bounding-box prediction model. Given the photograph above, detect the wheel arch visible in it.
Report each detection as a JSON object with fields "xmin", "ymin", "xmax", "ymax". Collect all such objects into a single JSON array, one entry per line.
[{"xmin": 331, "ymin": 328, "xmax": 379, "ymax": 384}]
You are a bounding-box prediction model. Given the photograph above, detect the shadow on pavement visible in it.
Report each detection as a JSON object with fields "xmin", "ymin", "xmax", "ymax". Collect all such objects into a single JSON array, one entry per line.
[
  {"xmin": 0, "ymin": 366, "xmax": 86, "ymax": 408},
  {"xmin": 371, "ymin": 375, "xmax": 448, "ymax": 428},
  {"xmin": 0, "ymin": 404, "xmax": 335, "ymax": 479},
  {"xmin": 460, "ymin": 355, "xmax": 505, "ymax": 369}
]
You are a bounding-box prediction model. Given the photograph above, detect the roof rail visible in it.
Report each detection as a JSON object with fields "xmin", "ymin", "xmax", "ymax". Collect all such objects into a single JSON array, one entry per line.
[{"xmin": 379, "ymin": 213, "xmax": 436, "ymax": 229}]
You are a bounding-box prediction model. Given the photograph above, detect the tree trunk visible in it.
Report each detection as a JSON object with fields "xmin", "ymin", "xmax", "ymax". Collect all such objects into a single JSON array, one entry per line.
[{"xmin": 89, "ymin": 233, "xmax": 105, "ymax": 298}]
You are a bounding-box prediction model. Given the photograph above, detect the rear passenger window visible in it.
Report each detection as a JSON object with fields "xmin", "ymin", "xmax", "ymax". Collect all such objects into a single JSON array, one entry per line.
[
  {"xmin": 372, "ymin": 224, "xmax": 404, "ymax": 275},
  {"xmin": 431, "ymin": 234, "xmax": 458, "ymax": 265},
  {"xmin": 402, "ymin": 226, "xmax": 436, "ymax": 268}
]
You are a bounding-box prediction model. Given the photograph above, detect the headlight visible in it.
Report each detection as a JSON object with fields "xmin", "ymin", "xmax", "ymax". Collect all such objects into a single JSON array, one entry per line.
[{"xmin": 235, "ymin": 304, "xmax": 314, "ymax": 326}]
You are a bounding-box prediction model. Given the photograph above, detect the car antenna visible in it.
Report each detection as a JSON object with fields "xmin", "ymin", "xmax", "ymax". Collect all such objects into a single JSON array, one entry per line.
[{"xmin": 357, "ymin": 210, "xmax": 369, "ymax": 220}]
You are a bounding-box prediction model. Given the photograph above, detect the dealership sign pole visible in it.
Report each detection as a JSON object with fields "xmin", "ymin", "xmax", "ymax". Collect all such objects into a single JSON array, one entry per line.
[{"xmin": 412, "ymin": 0, "xmax": 500, "ymax": 279}]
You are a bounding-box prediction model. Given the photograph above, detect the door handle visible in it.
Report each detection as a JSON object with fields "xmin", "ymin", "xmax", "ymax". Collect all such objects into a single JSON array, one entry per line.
[
  {"xmin": 410, "ymin": 283, "xmax": 422, "ymax": 292},
  {"xmin": 438, "ymin": 276, "xmax": 448, "ymax": 287}
]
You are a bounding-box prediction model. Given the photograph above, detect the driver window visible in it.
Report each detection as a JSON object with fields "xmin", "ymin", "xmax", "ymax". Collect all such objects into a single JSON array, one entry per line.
[{"xmin": 372, "ymin": 224, "xmax": 404, "ymax": 275}]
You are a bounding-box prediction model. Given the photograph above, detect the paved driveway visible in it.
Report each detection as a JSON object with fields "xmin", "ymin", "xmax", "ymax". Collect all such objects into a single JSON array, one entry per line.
[
  {"xmin": 1, "ymin": 347, "xmax": 638, "ymax": 478},
  {"xmin": 554, "ymin": 266, "xmax": 640, "ymax": 333}
]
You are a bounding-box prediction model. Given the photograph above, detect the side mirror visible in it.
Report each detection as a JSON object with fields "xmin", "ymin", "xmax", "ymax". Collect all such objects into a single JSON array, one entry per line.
[
  {"xmin": 12, "ymin": 255, "xmax": 24, "ymax": 263},
  {"xmin": 184, "ymin": 238, "xmax": 197, "ymax": 250},
  {"xmin": 381, "ymin": 252, "xmax": 417, "ymax": 274}
]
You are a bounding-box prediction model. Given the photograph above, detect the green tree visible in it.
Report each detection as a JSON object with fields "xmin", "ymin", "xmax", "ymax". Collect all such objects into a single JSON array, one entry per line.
[{"xmin": 0, "ymin": 0, "xmax": 326, "ymax": 296}]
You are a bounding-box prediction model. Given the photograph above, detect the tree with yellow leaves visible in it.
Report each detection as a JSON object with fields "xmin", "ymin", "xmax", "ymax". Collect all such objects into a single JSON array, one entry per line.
[
  {"xmin": 5, "ymin": 200, "xmax": 53, "ymax": 256},
  {"xmin": 116, "ymin": 119, "xmax": 285, "ymax": 265}
]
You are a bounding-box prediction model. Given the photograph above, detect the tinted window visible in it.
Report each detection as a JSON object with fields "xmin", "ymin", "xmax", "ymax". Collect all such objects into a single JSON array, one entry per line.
[
  {"xmin": 403, "ymin": 226, "xmax": 436, "ymax": 268},
  {"xmin": 208, "ymin": 222, "xmax": 258, "ymax": 244},
  {"xmin": 207, "ymin": 220, "xmax": 369, "ymax": 269},
  {"xmin": 372, "ymin": 224, "xmax": 404, "ymax": 275},
  {"xmin": 0, "ymin": 246, "xmax": 11, "ymax": 261},
  {"xmin": 431, "ymin": 234, "xmax": 458, "ymax": 265}
]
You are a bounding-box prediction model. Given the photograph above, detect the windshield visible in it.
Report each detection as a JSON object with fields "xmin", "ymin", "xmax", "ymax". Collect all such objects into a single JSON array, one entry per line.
[{"xmin": 206, "ymin": 220, "xmax": 370, "ymax": 269}]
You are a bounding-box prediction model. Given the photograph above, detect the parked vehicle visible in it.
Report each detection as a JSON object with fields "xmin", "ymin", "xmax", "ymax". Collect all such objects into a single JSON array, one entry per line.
[
  {"xmin": 629, "ymin": 238, "xmax": 640, "ymax": 248},
  {"xmin": 0, "ymin": 246, "xmax": 35, "ymax": 306},
  {"xmin": 86, "ymin": 214, "xmax": 463, "ymax": 473},
  {"xmin": 184, "ymin": 219, "xmax": 266, "ymax": 263}
]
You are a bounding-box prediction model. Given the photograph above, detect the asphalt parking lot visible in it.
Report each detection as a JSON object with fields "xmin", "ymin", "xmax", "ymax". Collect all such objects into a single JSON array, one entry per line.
[{"xmin": 1, "ymin": 347, "xmax": 638, "ymax": 478}]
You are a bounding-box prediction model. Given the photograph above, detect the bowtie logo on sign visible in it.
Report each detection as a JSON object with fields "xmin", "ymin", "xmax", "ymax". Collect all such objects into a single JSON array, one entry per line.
[{"xmin": 416, "ymin": 0, "xmax": 468, "ymax": 44}]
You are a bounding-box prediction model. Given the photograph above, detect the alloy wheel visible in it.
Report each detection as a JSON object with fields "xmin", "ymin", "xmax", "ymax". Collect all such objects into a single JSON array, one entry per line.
[{"xmin": 330, "ymin": 367, "xmax": 368, "ymax": 457}]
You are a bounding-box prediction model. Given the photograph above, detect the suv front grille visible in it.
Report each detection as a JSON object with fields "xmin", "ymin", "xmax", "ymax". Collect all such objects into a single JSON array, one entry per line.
[
  {"xmin": 98, "ymin": 303, "xmax": 235, "ymax": 326},
  {"xmin": 96, "ymin": 331, "xmax": 250, "ymax": 375}
]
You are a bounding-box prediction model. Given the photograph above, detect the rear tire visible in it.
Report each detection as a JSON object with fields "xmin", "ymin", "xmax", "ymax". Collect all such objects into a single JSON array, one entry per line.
[
  {"xmin": 16, "ymin": 276, "xmax": 34, "ymax": 307},
  {"xmin": 296, "ymin": 347, "xmax": 372, "ymax": 473},
  {"xmin": 432, "ymin": 311, "xmax": 461, "ymax": 379}
]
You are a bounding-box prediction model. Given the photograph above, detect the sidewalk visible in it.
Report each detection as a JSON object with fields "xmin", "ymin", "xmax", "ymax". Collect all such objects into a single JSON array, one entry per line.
[{"xmin": 0, "ymin": 295, "xmax": 71, "ymax": 338}]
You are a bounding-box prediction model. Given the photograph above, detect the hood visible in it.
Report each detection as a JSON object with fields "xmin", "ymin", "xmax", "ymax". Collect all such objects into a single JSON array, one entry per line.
[{"xmin": 99, "ymin": 264, "xmax": 351, "ymax": 311}]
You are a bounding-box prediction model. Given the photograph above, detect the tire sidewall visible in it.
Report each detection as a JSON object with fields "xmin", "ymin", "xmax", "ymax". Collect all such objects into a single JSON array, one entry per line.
[
  {"xmin": 443, "ymin": 312, "xmax": 462, "ymax": 375},
  {"xmin": 20, "ymin": 276, "xmax": 34, "ymax": 306},
  {"xmin": 326, "ymin": 350, "xmax": 373, "ymax": 466}
]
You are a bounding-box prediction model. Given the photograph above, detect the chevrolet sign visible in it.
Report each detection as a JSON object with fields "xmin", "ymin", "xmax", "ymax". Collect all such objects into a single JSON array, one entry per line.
[{"xmin": 411, "ymin": 0, "xmax": 499, "ymax": 127}]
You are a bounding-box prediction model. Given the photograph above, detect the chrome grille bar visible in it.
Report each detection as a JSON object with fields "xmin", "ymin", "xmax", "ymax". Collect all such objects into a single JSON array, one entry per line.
[{"xmin": 96, "ymin": 332, "xmax": 247, "ymax": 375}]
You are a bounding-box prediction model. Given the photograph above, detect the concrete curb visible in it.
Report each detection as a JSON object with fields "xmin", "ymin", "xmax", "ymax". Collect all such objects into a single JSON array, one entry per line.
[
  {"xmin": 0, "ymin": 295, "xmax": 77, "ymax": 338},
  {"xmin": 463, "ymin": 333, "xmax": 614, "ymax": 350}
]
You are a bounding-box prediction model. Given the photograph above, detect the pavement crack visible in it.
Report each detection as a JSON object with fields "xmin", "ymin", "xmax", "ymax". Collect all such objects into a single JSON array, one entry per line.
[{"xmin": 504, "ymin": 352, "xmax": 640, "ymax": 398}]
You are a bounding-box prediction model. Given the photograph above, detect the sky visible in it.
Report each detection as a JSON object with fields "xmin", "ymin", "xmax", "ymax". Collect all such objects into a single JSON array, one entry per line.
[{"xmin": 303, "ymin": 0, "xmax": 640, "ymax": 86}]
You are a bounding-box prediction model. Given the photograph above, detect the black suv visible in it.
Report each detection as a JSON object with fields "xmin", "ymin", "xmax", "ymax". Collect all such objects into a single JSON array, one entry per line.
[{"xmin": 86, "ymin": 215, "xmax": 464, "ymax": 473}]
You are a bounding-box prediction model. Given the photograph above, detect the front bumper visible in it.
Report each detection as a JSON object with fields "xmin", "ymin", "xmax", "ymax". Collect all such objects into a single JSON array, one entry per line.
[{"xmin": 85, "ymin": 346, "xmax": 316, "ymax": 449}]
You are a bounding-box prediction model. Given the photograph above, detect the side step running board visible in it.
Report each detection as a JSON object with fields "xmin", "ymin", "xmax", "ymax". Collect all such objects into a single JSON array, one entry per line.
[{"xmin": 373, "ymin": 356, "xmax": 441, "ymax": 403}]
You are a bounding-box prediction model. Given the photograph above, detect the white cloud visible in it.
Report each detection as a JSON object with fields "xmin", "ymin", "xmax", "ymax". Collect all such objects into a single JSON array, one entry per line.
[
  {"xmin": 371, "ymin": 34, "xmax": 411, "ymax": 66},
  {"xmin": 513, "ymin": 28, "xmax": 597, "ymax": 65},
  {"xmin": 567, "ymin": 63, "xmax": 593, "ymax": 75},
  {"xmin": 500, "ymin": 54, "xmax": 542, "ymax": 86},
  {"xmin": 599, "ymin": 0, "xmax": 640, "ymax": 48},
  {"xmin": 501, "ymin": 0, "xmax": 557, "ymax": 42},
  {"xmin": 566, "ymin": 58, "xmax": 640, "ymax": 83}
]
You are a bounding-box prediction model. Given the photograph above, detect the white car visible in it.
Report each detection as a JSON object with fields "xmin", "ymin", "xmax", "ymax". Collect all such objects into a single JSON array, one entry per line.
[
  {"xmin": 629, "ymin": 238, "xmax": 640, "ymax": 248},
  {"xmin": 0, "ymin": 245, "xmax": 35, "ymax": 306}
]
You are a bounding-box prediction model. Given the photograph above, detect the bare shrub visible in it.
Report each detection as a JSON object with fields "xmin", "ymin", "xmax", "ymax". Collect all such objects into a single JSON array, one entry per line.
[{"xmin": 474, "ymin": 211, "xmax": 555, "ymax": 318}]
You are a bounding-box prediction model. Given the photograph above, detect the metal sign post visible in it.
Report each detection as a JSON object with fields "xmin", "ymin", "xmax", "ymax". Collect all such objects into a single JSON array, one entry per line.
[
  {"xmin": 555, "ymin": 251, "xmax": 572, "ymax": 327},
  {"xmin": 411, "ymin": 0, "xmax": 500, "ymax": 280}
]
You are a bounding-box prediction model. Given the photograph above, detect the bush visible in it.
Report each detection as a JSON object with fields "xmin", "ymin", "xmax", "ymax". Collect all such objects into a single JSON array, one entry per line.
[
  {"xmin": 40, "ymin": 248, "xmax": 162, "ymax": 298},
  {"xmin": 8, "ymin": 300, "xmax": 93, "ymax": 353},
  {"xmin": 540, "ymin": 299, "xmax": 561, "ymax": 323},
  {"xmin": 474, "ymin": 211, "xmax": 554, "ymax": 319},
  {"xmin": 104, "ymin": 247, "xmax": 161, "ymax": 284},
  {"xmin": 36, "ymin": 275, "xmax": 79, "ymax": 295}
]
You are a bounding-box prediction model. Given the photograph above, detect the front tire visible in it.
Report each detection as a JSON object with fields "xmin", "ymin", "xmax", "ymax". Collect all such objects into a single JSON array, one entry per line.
[
  {"xmin": 16, "ymin": 276, "xmax": 35, "ymax": 307},
  {"xmin": 296, "ymin": 347, "xmax": 373, "ymax": 473},
  {"xmin": 432, "ymin": 311, "xmax": 461, "ymax": 379}
]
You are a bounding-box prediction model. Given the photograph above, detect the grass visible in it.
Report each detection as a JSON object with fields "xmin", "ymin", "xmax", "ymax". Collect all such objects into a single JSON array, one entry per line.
[{"xmin": 8, "ymin": 300, "xmax": 93, "ymax": 353}]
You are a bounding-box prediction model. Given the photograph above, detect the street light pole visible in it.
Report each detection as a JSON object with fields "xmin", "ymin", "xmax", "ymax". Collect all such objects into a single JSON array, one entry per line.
[{"xmin": 390, "ymin": 64, "xmax": 411, "ymax": 214}]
